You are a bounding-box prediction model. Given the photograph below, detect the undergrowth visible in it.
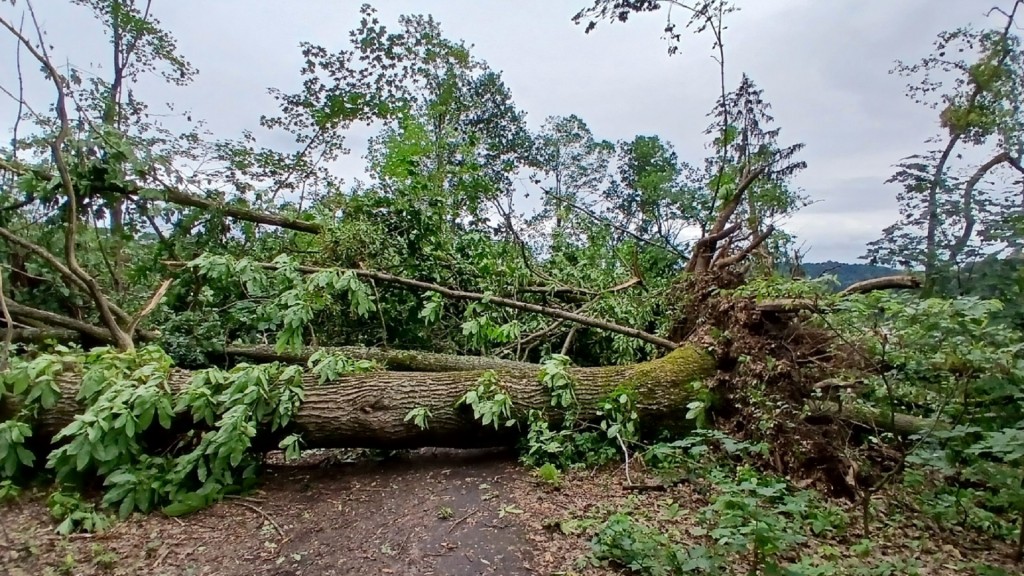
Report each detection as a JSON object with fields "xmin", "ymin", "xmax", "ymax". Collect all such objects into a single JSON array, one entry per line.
[
  {"xmin": 0, "ymin": 343, "xmax": 378, "ymax": 530},
  {"xmin": 0, "ymin": 286, "xmax": 1021, "ymax": 576}
]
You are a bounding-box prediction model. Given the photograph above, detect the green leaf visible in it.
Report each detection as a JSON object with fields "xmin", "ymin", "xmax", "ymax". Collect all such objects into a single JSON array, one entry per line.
[
  {"xmin": 118, "ymin": 492, "xmax": 136, "ymax": 519},
  {"xmin": 162, "ymin": 500, "xmax": 202, "ymax": 517},
  {"xmin": 157, "ymin": 407, "xmax": 173, "ymax": 429},
  {"xmin": 16, "ymin": 447, "xmax": 34, "ymax": 467},
  {"xmin": 76, "ymin": 447, "xmax": 91, "ymax": 471}
]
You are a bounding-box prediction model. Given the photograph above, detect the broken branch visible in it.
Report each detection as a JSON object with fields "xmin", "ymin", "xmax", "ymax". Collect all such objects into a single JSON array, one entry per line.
[{"xmin": 165, "ymin": 260, "xmax": 679, "ymax": 350}]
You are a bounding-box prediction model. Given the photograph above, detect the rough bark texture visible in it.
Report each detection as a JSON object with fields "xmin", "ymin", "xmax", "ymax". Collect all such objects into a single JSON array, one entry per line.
[{"xmin": 18, "ymin": 346, "xmax": 718, "ymax": 449}]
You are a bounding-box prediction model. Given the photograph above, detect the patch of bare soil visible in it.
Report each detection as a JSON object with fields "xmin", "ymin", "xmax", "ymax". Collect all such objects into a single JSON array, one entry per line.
[{"xmin": 1, "ymin": 448, "xmax": 538, "ymax": 576}]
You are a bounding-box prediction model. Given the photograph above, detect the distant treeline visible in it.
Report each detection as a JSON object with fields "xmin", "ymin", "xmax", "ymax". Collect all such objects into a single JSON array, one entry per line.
[{"xmin": 797, "ymin": 258, "xmax": 1022, "ymax": 299}]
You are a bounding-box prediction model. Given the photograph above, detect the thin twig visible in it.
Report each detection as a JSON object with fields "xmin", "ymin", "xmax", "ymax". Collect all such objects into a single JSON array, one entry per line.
[
  {"xmin": 447, "ymin": 507, "xmax": 479, "ymax": 534},
  {"xmin": 617, "ymin": 434, "xmax": 632, "ymax": 486},
  {"xmin": 10, "ymin": 13, "xmax": 25, "ymax": 157},
  {"xmin": 0, "ymin": 270, "xmax": 13, "ymax": 371},
  {"xmin": 231, "ymin": 500, "xmax": 284, "ymax": 538}
]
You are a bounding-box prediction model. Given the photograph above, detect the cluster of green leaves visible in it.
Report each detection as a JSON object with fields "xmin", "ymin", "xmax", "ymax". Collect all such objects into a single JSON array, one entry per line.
[
  {"xmin": 588, "ymin": 512, "xmax": 717, "ymax": 575},
  {"xmin": 0, "ymin": 345, "xmax": 375, "ymax": 532},
  {"xmin": 175, "ymin": 254, "xmax": 378, "ymax": 355},
  {"xmin": 47, "ymin": 491, "xmax": 112, "ymax": 536},
  {"xmin": 834, "ymin": 292, "xmax": 1023, "ymax": 424},
  {"xmin": 579, "ymin": 433, "xmax": 858, "ymax": 576},
  {"xmin": 732, "ymin": 273, "xmax": 841, "ymax": 301},
  {"xmin": 521, "ymin": 356, "xmax": 647, "ymax": 470},
  {"xmin": 403, "ymin": 406, "xmax": 432, "ymax": 430},
  {"xmin": 457, "ymin": 370, "xmax": 516, "ymax": 430},
  {"xmin": 829, "ymin": 290, "xmax": 1024, "ymax": 547}
]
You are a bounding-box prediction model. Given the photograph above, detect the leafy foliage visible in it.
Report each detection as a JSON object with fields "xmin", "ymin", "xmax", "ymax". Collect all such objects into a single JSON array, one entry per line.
[
  {"xmin": 0, "ymin": 3, "xmax": 1022, "ymax": 572},
  {"xmin": 0, "ymin": 343, "xmax": 376, "ymax": 530}
]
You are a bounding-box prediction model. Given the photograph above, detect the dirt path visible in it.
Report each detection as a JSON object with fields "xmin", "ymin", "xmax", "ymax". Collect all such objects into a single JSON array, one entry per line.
[
  {"xmin": 1, "ymin": 448, "xmax": 543, "ymax": 576},
  {"xmin": 4, "ymin": 448, "xmax": 1016, "ymax": 575}
]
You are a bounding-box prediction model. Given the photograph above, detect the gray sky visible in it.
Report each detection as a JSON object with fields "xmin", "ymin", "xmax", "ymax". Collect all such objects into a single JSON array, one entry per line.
[{"xmin": 0, "ymin": 1, "xmax": 1009, "ymax": 262}]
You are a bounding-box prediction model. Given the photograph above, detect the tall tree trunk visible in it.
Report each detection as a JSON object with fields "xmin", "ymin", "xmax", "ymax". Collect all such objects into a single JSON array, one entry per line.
[{"xmin": 923, "ymin": 135, "xmax": 960, "ymax": 296}]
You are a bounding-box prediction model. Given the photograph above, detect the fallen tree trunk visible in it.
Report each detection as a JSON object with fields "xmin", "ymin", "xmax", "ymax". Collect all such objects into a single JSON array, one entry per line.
[
  {"xmin": 223, "ymin": 345, "xmax": 535, "ymax": 372},
  {"xmin": 7, "ymin": 346, "xmax": 944, "ymax": 455},
  {"xmin": 19, "ymin": 346, "xmax": 718, "ymax": 449},
  {"xmin": 5, "ymin": 327, "xmax": 80, "ymax": 344}
]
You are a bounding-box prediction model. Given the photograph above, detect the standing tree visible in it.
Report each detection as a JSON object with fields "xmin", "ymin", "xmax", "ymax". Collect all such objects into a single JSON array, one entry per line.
[{"xmin": 866, "ymin": 1, "xmax": 1024, "ymax": 296}]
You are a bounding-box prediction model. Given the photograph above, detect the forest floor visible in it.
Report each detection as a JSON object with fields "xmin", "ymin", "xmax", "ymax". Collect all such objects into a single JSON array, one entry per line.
[{"xmin": 0, "ymin": 448, "xmax": 1018, "ymax": 576}]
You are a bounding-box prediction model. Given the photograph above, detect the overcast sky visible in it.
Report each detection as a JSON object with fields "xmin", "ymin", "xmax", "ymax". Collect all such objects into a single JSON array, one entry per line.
[{"xmin": 0, "ymin": 1, "xmax": 1011, "ymax": 262}]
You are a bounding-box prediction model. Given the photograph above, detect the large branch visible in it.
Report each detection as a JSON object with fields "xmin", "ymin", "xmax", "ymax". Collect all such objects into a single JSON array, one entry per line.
[
  {"xmin": 4, "ymin": 327, "xmax": 80, "ymax": 344},
  {"xmin": 0, "ymin": 157, "xmax": 323, "ymax": 235},
  {"xmin": 165, "ymin": 260, "xmax": 680, "ymax": 350},
  {"xmin": 811, "ymin": 401, "xmax": 946, "ymax": 436},
  {"xmin": 154, "ymin": 181, "xmax": 323, "ymax": 234},
  {"xmin": 1, "ymin": 8, "xmax": 133, "ymax": 351},
  {"xmin": 714, "ymin": 224, "xmax": 776, "ymax": 268},
  {"xmin": 223, "ymin": 345, "xmax": 536, "ymax": 373},
  {"xmin": 687, "ymin": 166, "xmax": 766, "ymax": 274},
  {"xmin": 4, "ymin": 298, "xmax": 114, "ymax": 343},
  {"xmin": 2, "ymin": 299, "xmax": 158, "ymax": 344},
  {"xmin": 709, "ymin": 167, "xmax": 766, "ymax": 237},
  {"xmin": 949, "ymin": 151, "xmax": 1011, "ymax": 263},
  {"xmin": 756, "ymin": 275, "xmax": 923, "ymax": 314},
  {"xmin": 839, "ymin": 275, "xmax": 921, "ymax": 295}
]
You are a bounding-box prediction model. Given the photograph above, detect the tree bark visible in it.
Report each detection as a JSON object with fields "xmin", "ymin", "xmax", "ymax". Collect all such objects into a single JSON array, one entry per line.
[
  {"xmin": 16, "ymin": 346, "xmax": 719, "ymax": 449},
  {"xmin": 811, "ymin": 402, "xmax": 947, "ymax": 435},
  {"xmin": 223, "ymin": 345, "xmax": 536, "ymax": 372}
]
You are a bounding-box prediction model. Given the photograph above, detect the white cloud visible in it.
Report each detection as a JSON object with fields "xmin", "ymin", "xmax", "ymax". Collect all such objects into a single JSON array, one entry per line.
[{"xmin": 0, "ymin": 0, "xmax": 1009, "ymax": 262}]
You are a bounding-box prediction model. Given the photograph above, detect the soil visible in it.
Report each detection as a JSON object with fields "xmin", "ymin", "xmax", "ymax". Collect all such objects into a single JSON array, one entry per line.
[
  {"xmin": 1, "ymin": 448, "xmax": 543, "ymax": 576},
  {"xmin": 1, "ymin": 448, "xmax": 1019, "ymax": 576}
]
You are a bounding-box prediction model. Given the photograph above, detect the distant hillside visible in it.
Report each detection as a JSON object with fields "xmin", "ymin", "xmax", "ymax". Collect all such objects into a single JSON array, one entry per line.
[{"xmin": 799, "ymin": 261, "xmax": 902, "ymax": 290}]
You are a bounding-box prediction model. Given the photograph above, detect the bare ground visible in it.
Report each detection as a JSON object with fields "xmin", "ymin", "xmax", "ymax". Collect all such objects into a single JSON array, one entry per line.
[
  {"xmin": 1, "ymin": 448, "xmax": 1019, "ymax": 576},
  {"xmin": 2, "ymin": 448, "xmax": 539, "ymax": 576}
]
